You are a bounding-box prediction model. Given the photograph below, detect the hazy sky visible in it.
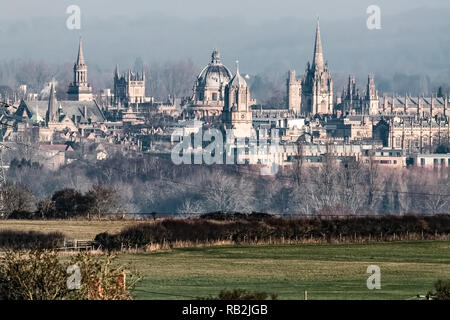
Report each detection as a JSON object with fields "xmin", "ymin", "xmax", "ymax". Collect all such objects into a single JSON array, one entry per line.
[
  {"xmin": 1, "ymin": 0, "xmax": 449, "ymax": 83},
  {"xmin": 1, "ymin": 0, "xmax": 447, "ymax": 22}
]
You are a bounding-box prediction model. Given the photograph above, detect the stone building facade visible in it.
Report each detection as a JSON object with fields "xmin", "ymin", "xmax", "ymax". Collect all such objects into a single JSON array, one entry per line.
[
  {"xmin": 114, "ymin": 67, "xmax": 146, "ymax": 106},
  {"xmin": 388, "ymin": 117, "xmax": 450, "ymax": 154}
]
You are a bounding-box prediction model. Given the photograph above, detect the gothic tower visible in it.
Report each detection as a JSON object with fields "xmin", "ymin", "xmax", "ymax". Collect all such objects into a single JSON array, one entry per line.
[
  {"xmin": 114, "ymin": 65, "xmax": 146, "ymax": 106},
  {"xmin": 341, "ymin": 75, "xmax": 361, "ymax": 114},
  {"xmin": 365, "ymin": 74, "xmax": 379, "ymax": 115},
  {"xmin": 286, "ymin": 70, "xmax": 302, "ymax": 114},
  {"xmin": 301, "ymin": 19, "xmax": 333, "ymax": 115},
  {"xmin": 67, "ymin": 38, "xmax": 93, "ymax": 101},
  {"xmin": 222, "ymin": 62, "xmax": 253, "ymax": 138}
]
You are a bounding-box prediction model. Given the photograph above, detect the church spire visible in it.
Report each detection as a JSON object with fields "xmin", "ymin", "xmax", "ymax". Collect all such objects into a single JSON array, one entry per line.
[
  {"xmin": 312, "ymin": 18, "xmax": 324, "ymax": 72},
  {"xmin": 47, "ymin": 82, "xmax": 58, "ymax": 124},
  {"xmin": 67, "ymin": 38, "xmax": 93, "ymax": 101},
  {"xmin": 76, "ymin": 37, "xmax": 85, "ymax": 66},
  {"xmin": 115, "ymin": 64, "xmax": 120, "ymax": 78}
]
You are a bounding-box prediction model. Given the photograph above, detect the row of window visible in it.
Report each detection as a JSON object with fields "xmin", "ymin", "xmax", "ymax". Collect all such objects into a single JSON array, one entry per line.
[{"xmin": 419, "ymin": 158, "xmax": 450, "ymax": 166}]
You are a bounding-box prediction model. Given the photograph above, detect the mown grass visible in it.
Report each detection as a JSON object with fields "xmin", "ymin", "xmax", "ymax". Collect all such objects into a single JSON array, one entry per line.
[
  {"xmin": 119, "ymin": 241, "xmax": 450, "ymax": 300},
  {"xmin": 2, "ymin": 220, "xmax": 449, "ymax": 299}
]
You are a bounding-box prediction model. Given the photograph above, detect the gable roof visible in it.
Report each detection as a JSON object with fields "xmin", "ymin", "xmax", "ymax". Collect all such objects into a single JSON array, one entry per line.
[
  {"xmin": 15, "ymin": 100, "xmax": 33, "ymax": 119},
  {"xmin": 22, "ymin": 100, "xmax": 106, "ymax": 123}
]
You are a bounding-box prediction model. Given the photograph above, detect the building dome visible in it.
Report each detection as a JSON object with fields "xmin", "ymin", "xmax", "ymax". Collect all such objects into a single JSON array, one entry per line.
[{"xmin": 196, "ymin": 49, "xmax": 232, "ymax": 89}]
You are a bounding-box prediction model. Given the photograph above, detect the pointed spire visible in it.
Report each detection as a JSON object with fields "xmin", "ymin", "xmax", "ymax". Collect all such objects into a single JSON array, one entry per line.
[
  {"xmin": 76, "ymin": 37, "xmax": 85, "ymax": 66},
  {"xmin": 236, "ymin": 60, "xmax": 240, "ymax": 76},
  {"xmin": 312, "ymin": 18, "xmax": 324, "ymax": 72},
  {"xmin": 366, "ymin": 74, "xmax": 376, "ymax": 99},
  {"xmin": 47, "ymin": 82, "xmax": 58, "ymax": 124}
]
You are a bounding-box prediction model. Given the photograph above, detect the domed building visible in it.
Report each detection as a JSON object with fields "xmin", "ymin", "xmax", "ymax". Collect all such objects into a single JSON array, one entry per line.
[{"xmin": 186, "ymin": 49, "xmax": 232, "ymax": 119}]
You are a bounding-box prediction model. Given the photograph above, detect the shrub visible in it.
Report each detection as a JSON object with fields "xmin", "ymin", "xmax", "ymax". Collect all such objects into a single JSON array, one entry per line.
[
  {"xmin": 429, "ymin": 280, "xmax": 450, "ymax": 300},
  {"xmin": 200, "ymin": 289, "xmax": 278, "ymax": 300},
  {"xmin": 199, "ymin": 212, "xmax": 273, "ymax": 221},
  {"xmin": 0, "ymin": 250, "xmax": 140, "ymax": 300},
  {"xmin": 94, "ymin": 215, "xmax": 450, "ymax": 251},
  {"xmin": 0, "ymin": 230, "xmax": 65, "ymax": 250},
  {"xmin": 0, "ymin": 251, "xmax": 68, "ymax": 300}
]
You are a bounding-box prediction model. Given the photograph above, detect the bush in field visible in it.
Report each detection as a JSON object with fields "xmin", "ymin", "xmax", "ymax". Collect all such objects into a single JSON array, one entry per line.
[
  {"xmin": 200, "ymin": 289, "xmax": 278, "ymax": 300},
  {"xmin": 199, "ymin": 212, "xmax": 273, "ymax": 221},
  {"xmin": 66, "ymin": 252, "xmax": 139, "ymax": 300},
  {"xmin": 99, "ymin": 219, "xmax": 234, "ymax": 250},
  {"xmin": 0, "ymin": 250, "xmax": 140, "ymax": 300},
  {"xmin": 428, "ymin": 280, "xmax": 450, "ymax": 300},
  {"xmin": 0, "ymin": 230, "xmax": 64, "ymax": 250},
  {"xmin": 0, "ymin": 251, "xmax": 68, "ymax": 300}
]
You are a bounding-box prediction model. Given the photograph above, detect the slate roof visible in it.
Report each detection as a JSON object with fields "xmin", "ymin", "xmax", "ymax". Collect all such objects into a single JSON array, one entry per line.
[{"xmin": 20, "ymin": 100, "xmax": 106, "ymax": 123}]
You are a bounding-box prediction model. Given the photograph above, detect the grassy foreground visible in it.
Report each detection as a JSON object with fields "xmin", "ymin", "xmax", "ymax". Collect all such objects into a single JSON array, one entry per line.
[{"xmin": 120, "ymin": 241, "xmax": 450, "ymax": 300}]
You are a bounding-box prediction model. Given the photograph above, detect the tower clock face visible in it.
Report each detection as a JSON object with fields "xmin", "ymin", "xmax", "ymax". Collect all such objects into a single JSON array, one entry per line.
[{"xmin": 241, "ymin": 113, "xmax": 245, "ymax": 119}]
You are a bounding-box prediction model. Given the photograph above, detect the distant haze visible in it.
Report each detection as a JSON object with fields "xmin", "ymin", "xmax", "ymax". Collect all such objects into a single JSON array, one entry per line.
[{"xmin": 1, "ymin": 0, "xmax": 449, "ymax": 92}]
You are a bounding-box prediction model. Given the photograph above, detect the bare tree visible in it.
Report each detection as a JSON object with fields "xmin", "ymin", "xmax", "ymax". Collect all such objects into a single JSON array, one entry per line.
[
  {"xmin": 0, "ymin": 183, "xmax": 35, "ymax": 219},
  {"xmin": 148, "ymin": 59, "xmax": 197, "ymax": 100}
]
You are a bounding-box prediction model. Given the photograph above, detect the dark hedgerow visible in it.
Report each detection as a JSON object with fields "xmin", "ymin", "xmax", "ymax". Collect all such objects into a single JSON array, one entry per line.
[
  {"xmin": 199, "ymin": 289, "xmax": 278, "ymax": 300},
  {"xmin": 94, "ymin": 214, "xmax": 450, "ymax": 251},
  {"xmin": 199, "ymin": 212, "xmax": 274, "ymax": 221},
  {"xmin": 0, "ymin": 230, "xmax": 65, "ymax": 250}
]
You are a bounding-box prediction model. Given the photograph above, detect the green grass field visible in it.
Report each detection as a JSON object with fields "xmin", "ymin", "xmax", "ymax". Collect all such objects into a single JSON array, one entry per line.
[
  {"xmin": 2, "ymin": 220, "xmax": 449, "ymax": 299},
  {"xmin": 119, "ymin": 241, "xmax": 450, "ymax": 300}
]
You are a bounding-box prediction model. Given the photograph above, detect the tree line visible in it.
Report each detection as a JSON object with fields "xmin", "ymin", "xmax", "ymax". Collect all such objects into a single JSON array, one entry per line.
[
  {"xmin": 2, "ymin": 152, "xmax": 450, "ymax": 217},
  {"xmin": 1, "ymin": 183, "xmax": 122, "ymax": 220}
]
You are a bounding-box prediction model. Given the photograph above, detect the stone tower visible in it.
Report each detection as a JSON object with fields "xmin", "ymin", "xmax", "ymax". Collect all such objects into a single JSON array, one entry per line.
[
  {"xmin": 67, "ymin": 38, "xmax": 93, "ymax": 101},
  {"xmin": 222, "ymin": 62, "xmax": 253, "ymax": 138},
  {"xmin": 286, "ymin": 70, "xmax": 302, "ymax": 114},
  {"xmin": 365, "ymin": 74, "xmax": 379, "ymax": 115},
  {"xmin": 341, "ymin": 75, "xmax": 361, "ymax": 114},
  {"xmin": 114, "ymin": 66, "xmax": 146, "ymax": 106},
  {"xmin": 301, "ymin": 19, "xmax": 333, "ymax": 115}
]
